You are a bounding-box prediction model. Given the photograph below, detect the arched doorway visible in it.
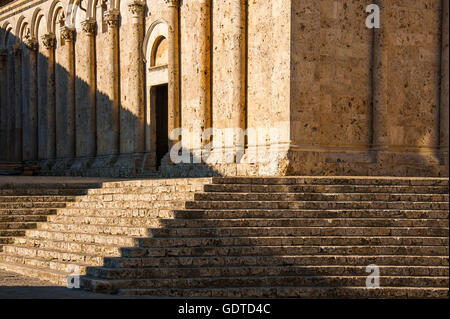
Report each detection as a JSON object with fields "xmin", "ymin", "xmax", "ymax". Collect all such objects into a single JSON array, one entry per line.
[{"xmin": 144, "ymin": 21, "xmax": 169, "ymax": 168}]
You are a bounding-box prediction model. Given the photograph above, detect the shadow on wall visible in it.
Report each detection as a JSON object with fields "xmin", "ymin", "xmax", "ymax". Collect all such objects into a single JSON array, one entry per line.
[{"xmin": 0, "ymin": 30, "xmax": 223, "ymax": 178}]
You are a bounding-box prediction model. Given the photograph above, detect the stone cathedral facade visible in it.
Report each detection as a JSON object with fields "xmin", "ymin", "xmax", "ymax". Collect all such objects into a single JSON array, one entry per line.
[{"xmin": 0, "ymin": 0, "xmax": 448, "ymax": 178}]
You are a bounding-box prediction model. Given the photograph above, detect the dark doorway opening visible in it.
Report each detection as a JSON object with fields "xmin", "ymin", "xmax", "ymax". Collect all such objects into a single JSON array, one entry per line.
[{"xmin": 154, "ymin": 84, "xmax": 169, "ymax": 168}]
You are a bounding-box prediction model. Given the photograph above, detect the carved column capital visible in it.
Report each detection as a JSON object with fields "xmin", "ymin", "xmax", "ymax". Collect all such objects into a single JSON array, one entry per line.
[
  {"xmin": 41, "ymin": 34, "xmax": 56, "ymax": 50},
  {"xmin": 165, "ymin": 0, "xmax": 179, "ymax": 8},
  {"xmin": 81, "ymin": 19, "xmax": 97, "ymax": 36},
  {"xmin": 128, "ymin": 0, "xmax": 145, "ymax": 16},
  {"xmin": 104, "ymin": 10, "xmax": 120, "ymax": 28},
  {"xmin": 60, "ymin": 26, "xmax": 75, "ymax": 42},
  {"xmin": 24, "ymin": 36, "xmax": 38, "ymax": 51}
]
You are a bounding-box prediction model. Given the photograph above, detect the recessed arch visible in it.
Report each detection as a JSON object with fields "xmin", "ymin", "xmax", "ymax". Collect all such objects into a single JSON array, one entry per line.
[
  {"xmin": 15, "ymin": 15, "xmax": 26, "ymax": 38},
  {"xmin": 0, "ymin": 22, "xmax": 12, "ymax": 48},
  {"xmin": 48, "ymin": 0, "xmax": 65, "ymax": 33},
  {"xmin": 31, "ymin": 8, "xmax": 44, "ymax": 38},
  {"xmin": 143, "ymin": 19, "xmax": 169, "ymax": 64}
]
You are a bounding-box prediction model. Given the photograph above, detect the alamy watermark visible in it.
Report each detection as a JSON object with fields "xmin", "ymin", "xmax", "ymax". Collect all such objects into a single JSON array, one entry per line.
[
  {"xmin": 366, "ymin": 4, "xmax": 381, "ymax": 29},
  {"xmin": 366, "ymin": 264, "xmax": 380, "ymax": 288}
]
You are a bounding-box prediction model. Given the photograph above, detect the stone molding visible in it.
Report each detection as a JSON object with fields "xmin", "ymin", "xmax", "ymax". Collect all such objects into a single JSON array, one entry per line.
[
  {"xmin": 60, "ymin": 26, "xmax": 75, "ymax": 42},
  {"xmin": 104, "ymin": 10, "xmax": 120, "ymax": 28},
  {"xmin": 41, "ymin": 33, "xmax": 56, "ymax": 50},
  {"xmin": 81, "ymin": 19, "xmax": 97, "ymax": 36}
]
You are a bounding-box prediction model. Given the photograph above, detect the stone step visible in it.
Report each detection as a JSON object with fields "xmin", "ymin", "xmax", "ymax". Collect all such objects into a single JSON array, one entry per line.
[
  {"xmin": 0, "ymin": 237, "xmax": 14, "ymax": 245},
  {"xmin": 173, "ymin": 209, "xmax": 449, "ymax": 220},
  {"xmin": 36, "ymin": 222, "xmax": 150, "ymax": 237},
  {"xmin": 0, "ymin": 222, "xmax": 38, "ymax": 230},
  {"xmin": 82, "ymin": 275, "xmax": 449, "ymax": 294},
  {"xmin": 0, "ymin": 189, "xmax": 89, "ymax": 196},
  {"xmin": 26, "ymin": 229, "xmax": 136, "ymax": 246},
  {"xmin": 0, "ymin": 229, "xmax": 25, "ymax": 236},
  {"xmin": 0, "ymin": 202, "xmax": 67, "ymax": 209},
  {"xmin": 185, "ymin": 200, "xmax": 449, "ymax": 210},
  {"xmin": 211, "ymin": 177, "xmax": 449, "ymax": 186},
  {"xmin": 0, "ymin": 196, "xmax": 79, "ymax": 203},
  {"xmin": 136, "ymin": 236, "xmax": 449, "ymax": 248},
  {"xmin": 117, "ymin": 286, "xmax": 449, "ymax": 298},
  {"xmin": 0, "ymin": 183, "xmax": 101, "ymax": 190},
  {"xmin": 194, "ymin": 192, "xmax": 449, "ymax": 202},
  {"xmin": 161, "ymin": 218, "xmax": 449, "ymax": 229},
  {"xmin": 104, "ymin": 255, "xmax": 448, "ymax": 269},
  {"xmin": 86, "ymin": 265, "xmax": 449, "ymax": 280},
  {"xmin": 64, "ymin": 201, "xmax": 186, "ymax": 210},
  {"xmin": 0, "ymin": 260, "xmax": 70, "ymax": 286},
  {"xmin": 0, "ymin": 215, "xmax": 48, "ymax": 222},
  {"xmin": 74, "ymin": 192, "xmax": 197, "ymax": 202},
  {"xmin": 13, "ymin": 237, "xmax": 123, "ymax": 256},
  {"xmin": 150, "ymin": 226, "xmax": 449, "ymax": 238},
  {"xmin": 2, "ymin": 245, "xmax": 108, "ymax": 265},
  {"xmin": 204, "ymin": 184, "xmax": 450, "ymax": 194},
  {"xmin": 46, "ymin": 215, "xmax": 166, "ymax": 228},
  {"xmin": 0, "ymin": 209, "xmax": 58, "ymax": 216},
  {"xmin": 119, "ymin": 245, "xmax": 449, "ymax": 258},
  {"xmin": 0, "ymin": 253, "xmax": 91, "ymax": 274},
  {"xmin": 54, "ymin": 208, "xmax": 172, "ymax": 219}
]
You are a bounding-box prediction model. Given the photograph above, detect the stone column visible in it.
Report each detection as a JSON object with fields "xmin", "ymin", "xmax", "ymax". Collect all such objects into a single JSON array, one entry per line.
[
  {"xmin": 116, "ymin": 0, "xmax": 146, "ymax": 173},
  {"xmin": 93, "ymin": 9, "xmax": 120, "ymax": 169},
  {"xmin": 166, "ymin": 0, "xmax": 181, "ymax": 151},
  {"xmin": 23, "ymin": 36, "xmax": 38, "ymax": 162},
  {"xmin": 72, "ymin": 19, "xmax": 97, "ymax": 171},
  {"xmin": 0, "ymin": 49, "xmax": 8, "ymax": 160},
  {"xmin": 55, "ymin": 26, "xmax": 76, "ymax": 168},
  {"xmin": 41, "ymin": 34, "xmax": 56, "ymax": 161},
  {"xmin": 372, "ymin": 0, "xmax": 389, "ymax": 154},
  {"xmin": 440, "ymin": 0, "xmax": 449, "ymax": 171},
  {"xmin": 13, "ymin": 44, "xmax": 22, "ymax": 162},
  {"xmin": 212, "ymin": 0, "xmax": 247, "ymax": 157}
]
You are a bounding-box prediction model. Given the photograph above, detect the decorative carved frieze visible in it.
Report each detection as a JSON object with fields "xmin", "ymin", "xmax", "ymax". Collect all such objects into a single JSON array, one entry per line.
[
  {"xmin": 82, "ymin": 19, "xmax": 97, "ymax": 36},
  {"xmin": 60, "ymin": 26, "xmax": 75, "ymax": 42},
  {"xmin": 104, "ymin": 10, "xmax": 120, "ymax": 28},
  {"xmin": 41, "ymin": 34, "xmax": 56, "ymax": 50}
]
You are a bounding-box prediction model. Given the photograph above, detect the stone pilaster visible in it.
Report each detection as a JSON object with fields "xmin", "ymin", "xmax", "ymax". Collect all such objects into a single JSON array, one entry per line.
[
  {"xmin": 41, "ymin": 34, "xmax": 56, "ymax": 162},
  {"xmin": 115, "ymin": 1, "xmax": 146, "ymax": 174},
  {"xmin": 440, "ymin": 0, "xmax": 449, "ymax": 172},
  {"xmin": 90, "ymin": 10, "xmax": 120, "ymax": 174},
  {"xmin": 166, "ymin": 0, "xmax": 181, "ymax": 152},
  {"xmin": 12, "ymin": 44, "xmax": 22, "ymax": 161},
  {"xmin": 54, "ymin": 26, "xmax": 76, "ymax": 170},
  {"xmin": 0, "ymin": 49, "xmax": 8, "ymax": 161},
  {"xmin": 372, "ymin": 0, "xmax": 389, "ymax": 155},
  {"xmin": 72, "ymin": 19, "xmax": 97, "ymax": 173},
  {"xmin": 22, "ymin": 36, "xmax": 38, "ymax": 162},
  {"xmin": 212, "ymin": 0, "xmax": 247, "ymax": 160}
]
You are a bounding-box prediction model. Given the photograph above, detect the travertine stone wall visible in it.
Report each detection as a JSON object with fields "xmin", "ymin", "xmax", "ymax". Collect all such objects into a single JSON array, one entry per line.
[{"xmin": 0, "ymin": 0, "xmax": 447, "ymax": 177}]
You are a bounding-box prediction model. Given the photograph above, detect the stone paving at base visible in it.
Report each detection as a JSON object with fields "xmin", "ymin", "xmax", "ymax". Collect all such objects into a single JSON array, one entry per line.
[{"xmin": 0, "ymin": 269, "xmax": 128, "ymax": 299}]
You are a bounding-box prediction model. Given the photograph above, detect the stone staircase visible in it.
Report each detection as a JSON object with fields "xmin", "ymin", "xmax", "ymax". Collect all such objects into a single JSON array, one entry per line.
[
  {"xmin": 0, "ymin": 176, "xmax": 448, "ymax": 298},
  {"xmin": 0, "ymin": 181, "xmax": 102, "ymax": 253},
  {"xmin": 0, "ymin": 178, "xmax": 210, "ymax": 284}
]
